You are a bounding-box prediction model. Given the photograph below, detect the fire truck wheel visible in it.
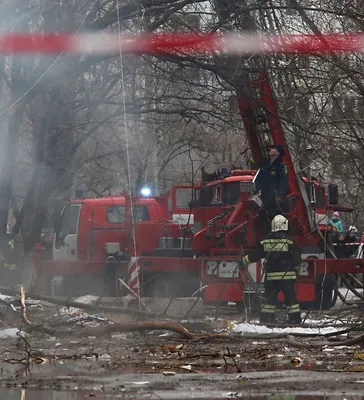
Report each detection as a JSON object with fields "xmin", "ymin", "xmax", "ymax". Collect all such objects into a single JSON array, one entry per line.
[
  {"xmin": 150, "ymin": 277, "xmax": 174, "ymax": 298},
  {"xmin": 21, "ymin": 264, "xmax": 36, "ymax": 294},
  {"xmin": 315, "ymin": 273, "xmax": 337, "ymax": 310},
  {"xmin": 148, "ymin": 273, "xmax": 200, "ymax": 298}
]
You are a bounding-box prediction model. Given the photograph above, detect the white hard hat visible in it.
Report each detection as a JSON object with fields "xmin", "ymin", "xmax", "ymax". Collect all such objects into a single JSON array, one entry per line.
[
  {"xmin": 271, "ymin": 214, "xmax": 289, "ymax": 232},
  {"xmin": 349, "ymin": 226, "xmax": 358, "ymax": 233}
]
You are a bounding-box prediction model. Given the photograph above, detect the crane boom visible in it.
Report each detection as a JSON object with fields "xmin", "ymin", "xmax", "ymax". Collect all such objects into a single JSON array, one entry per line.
[{"xmin": 237, "ymin": 72, "xmax": 313, "ymax": 233}]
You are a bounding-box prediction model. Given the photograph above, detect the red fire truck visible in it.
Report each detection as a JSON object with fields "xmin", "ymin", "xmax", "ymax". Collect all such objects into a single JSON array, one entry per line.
[{"xmin": 30, "ymin": 72, "xmax": 364, "ymax": 311}]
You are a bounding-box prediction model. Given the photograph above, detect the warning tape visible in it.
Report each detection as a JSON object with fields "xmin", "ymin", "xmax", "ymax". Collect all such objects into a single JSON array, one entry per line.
[
  {"xmin": 0, "ymin": 32, "xmax": 363, "ymax": 55},
  {"xmin": 333, "ymin": 243, "xmax": 362, "ymax": 246}
]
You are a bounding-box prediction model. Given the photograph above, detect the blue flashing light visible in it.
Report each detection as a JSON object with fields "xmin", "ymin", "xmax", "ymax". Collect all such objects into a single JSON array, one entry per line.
[{"xmin": 75, "ymin": 187, "xmax": 84, "ymax": 199}]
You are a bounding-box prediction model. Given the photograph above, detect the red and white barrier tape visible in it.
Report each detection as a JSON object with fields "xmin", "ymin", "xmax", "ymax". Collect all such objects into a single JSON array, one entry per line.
[
  {"xmin": 333, "ymin": 243, "xmax": 362, "ymax": 246},
  {"xmin": 0, "ymin": 32, "xmax": 364, "ymax": 55}
]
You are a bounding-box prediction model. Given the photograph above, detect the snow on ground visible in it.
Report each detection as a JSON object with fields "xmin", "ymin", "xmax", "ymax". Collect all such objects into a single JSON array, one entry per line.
[
  {"xmin": 0, "ymin": 328, "xmax": 25, "ymax": 340},
  {"xmin": 0, "ymin": 294, "xmax": 12, "ymax": 302},
  {"xmin": 59, "ymin": 295, "xmax": 100, "ymax": 316},
  {"xmin": 334, "ymin": 288, "xmax": 363, "ymax": 308},
  {"xmin": 58, "ymin": 295, "xmax": 110, "ymax": 326},
  {"xmin": 233, "ymin": 287, "xmax": 363, "ymax": 336},
  {"xmin": 232, "ymin": 320, "xmax": 344, "ymax": 336}
]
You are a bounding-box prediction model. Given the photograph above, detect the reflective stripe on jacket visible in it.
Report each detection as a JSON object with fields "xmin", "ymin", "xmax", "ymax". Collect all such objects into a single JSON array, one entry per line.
[
  {"xmin": 3, "ymin": 263, "xmax": 17, "ymax": 270},
  {"xmin": 266, "ymin": 271, "xmax": 297, "ymax": 281},
  {"xmin": 243, "ymin": 231, "xmax": 301, "ymax": 274}
]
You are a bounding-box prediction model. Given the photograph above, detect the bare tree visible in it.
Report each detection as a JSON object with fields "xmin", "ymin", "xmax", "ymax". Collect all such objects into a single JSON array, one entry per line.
[{"xmin": 3, "ymin": 0, "xmax": 364, "ymax": 247}]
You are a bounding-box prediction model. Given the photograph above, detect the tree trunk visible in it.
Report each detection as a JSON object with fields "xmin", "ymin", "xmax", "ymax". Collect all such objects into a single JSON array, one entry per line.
[
  {"xmin": 0, "ymin": 101, "xmax": 25, "ymax": 238},
  {"xmin": 0, "ymin": 2, "xmax": 31, "ymax": 240}
]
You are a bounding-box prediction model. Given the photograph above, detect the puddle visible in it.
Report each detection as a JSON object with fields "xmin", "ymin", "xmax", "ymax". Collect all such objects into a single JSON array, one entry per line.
[
  {"xmin": 148, "ymin": 358, "xmax": 357, "ymax": 374},
  {"xmin": 0, "ymin": 357, "xmax": 358, "ymax": 378},
  {"xmin": 0, "ymin": 390, "xmax": 362, "ymax": 399},
  {"xmin": 181, "ymin": 360, "xmax": 351, "ymax": 374},
  {"xmin": 0, "ymin": 359, "xmax": 110, "ymax": 378}
]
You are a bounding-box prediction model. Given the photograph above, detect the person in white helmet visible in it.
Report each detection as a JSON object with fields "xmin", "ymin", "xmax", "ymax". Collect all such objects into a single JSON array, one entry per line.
[
  {"xmin": 346, "ymin": 226, "xmax": 359, "ymax": 257},
  {"xmin": 242, "ymin": 214, "xmax": 302, "ymax": 324}
]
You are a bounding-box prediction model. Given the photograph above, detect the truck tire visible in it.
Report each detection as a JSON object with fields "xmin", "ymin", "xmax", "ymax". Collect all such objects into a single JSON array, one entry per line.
[
  {"xmin": 149, "ymin": 273, "xmax": 200, "ymax": 298},
  {"xmin": 315, "ymin": 273, "xmax": 337, "ymax": 310},
  {"xmin": 150, "ymin": 276, "xmax": 174, "ymax": 298}
]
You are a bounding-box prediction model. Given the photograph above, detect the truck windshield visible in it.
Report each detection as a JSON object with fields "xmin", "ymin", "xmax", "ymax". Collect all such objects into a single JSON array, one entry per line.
[
  {"xmin": 55, "ymin": 204, "xmax": 80, "ymax": 249},
  {"xmin": 223, "ymin": 182, "xmax": 240, "ymax": 205},
  {"xmin": 60, "ymin": 204, "xmax": 80, "ymax": 235}
]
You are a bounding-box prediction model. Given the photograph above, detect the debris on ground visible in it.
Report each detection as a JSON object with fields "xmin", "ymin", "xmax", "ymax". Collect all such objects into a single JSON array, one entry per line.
[{"xmin": 0, "ymin": 287, "xmax": 363, "ymax": 396}]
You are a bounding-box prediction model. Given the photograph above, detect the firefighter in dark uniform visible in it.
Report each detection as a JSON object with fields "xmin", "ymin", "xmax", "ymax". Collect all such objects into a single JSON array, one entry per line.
[
  {"xmin": 242, "ymin": 214, "xmax": 302, "ymax": 324},
  {"xmin": 255, "ymin": 144, "xmax": 289, "ymax": 233}
]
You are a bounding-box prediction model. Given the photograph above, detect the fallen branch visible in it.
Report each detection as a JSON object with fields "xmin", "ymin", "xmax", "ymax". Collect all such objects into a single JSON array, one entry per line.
[
  {"xmin": 1, "ymin": 285, "xmax": 193, "ymax": 339},
  {"xmin": 80, "ymin": 321, "xmax": 193, "ymax": 340},
  {"xmin": 191, "ymin": 333, "xmax": 233, "ymax": 342},
  {"xmin": 18, "ymin": 286, "xmax": 55, "ymax": 336},
  {"xmin": 117, "ymin": 278, "xmax": 138, "ymax": 299},
  {"xmin": 0, "ymin": 297, "xmax": 11, "ymax": 307},
  {"xmin": 20, "ymin": 286, "xmax": 32, "ymax": 326},
  {"xmin": 335, "ymin": 287, "xmax": 357, "ymax": 306},
  {"xmin": 0, "ymin": 285, "xmax": 178, "ymax": 320},
  {"xmin": 348, "ymin": 273, "xmax": 364, "ymax": 289},
  {"xmin": 285, "ymin": 332, "xmax": 364, "ymax": 349},
  {"xmin": 118, "ymin": 278, "xmax": 151, "ymax": 312},
  {"xmin": 340, "ymin": 275, "xmax": 364, "ymax": 301},
  {"xmin": 323, "ymin": 305, "xmax": 362, "ymax": 316},
  {"xmin": 24, "ymin": 319, "xmax": 194, "ymax": 339}
]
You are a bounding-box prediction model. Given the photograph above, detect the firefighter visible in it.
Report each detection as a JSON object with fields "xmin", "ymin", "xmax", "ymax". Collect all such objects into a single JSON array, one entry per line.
[
  {"xmin": 255, "ymin": 144, "xmax": 289, "ymax": 233},
  {"xmin": 242, "ymin": 214, "xmax": 302, "ymax": 325}
]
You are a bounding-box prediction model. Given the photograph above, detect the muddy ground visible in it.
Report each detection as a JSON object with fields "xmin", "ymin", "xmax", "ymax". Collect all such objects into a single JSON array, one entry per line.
[{"xmin": 0, "ymin": 296, "xmax": 364, "ymax": 398}]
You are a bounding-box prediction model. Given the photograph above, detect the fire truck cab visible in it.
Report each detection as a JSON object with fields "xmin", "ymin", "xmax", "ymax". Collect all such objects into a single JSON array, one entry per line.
[
  {"xmin": 54, "ymin": 195, "xmax": 173, "ymax": 264},
  {"xmin": 33, "ymin": 190, "xmax": 198, "ymax": 296}
]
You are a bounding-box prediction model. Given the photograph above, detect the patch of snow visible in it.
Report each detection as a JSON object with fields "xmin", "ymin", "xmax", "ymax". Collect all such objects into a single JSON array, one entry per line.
[
  {"xmin": 74, "ymin": 295, "xmax": 100, "ymax": 304},
  {"xmin": 334, "ymin": 288, "xmax": 363, "ymax": 308},
  {"xmin": 0, "ymin": 328, "xmax": 26, "ymax": 339},
  {"xmin": 10, "ymin": 304, "xmax": 19, "ymax": 312},
  {"xmin": 232, "ymin": 319, "xmax": 345, "ymax": 336},
  {"xmin": 28, "ymin": 304, "xmax": 43, "ymax": 310},
  {"xmin": 59, "ymin": 295, "xmax": 99, "ymax": 317},
  {"xmin": 99, "ymin": 353, "xmax": 111, "ymax": 360},
  {"xmin": 0, "ymin": 293, "xmax": 12, "ymax": 302}
]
